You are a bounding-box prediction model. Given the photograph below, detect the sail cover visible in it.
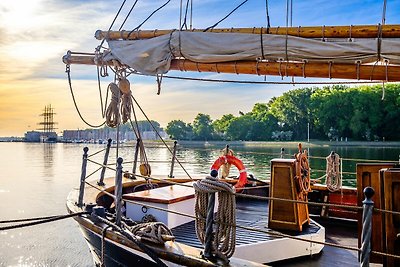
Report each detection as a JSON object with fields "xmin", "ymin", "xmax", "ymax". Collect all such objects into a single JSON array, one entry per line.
[{"xmin": 103, "ymin": 31, "xmax": 400, "ymax": 75}]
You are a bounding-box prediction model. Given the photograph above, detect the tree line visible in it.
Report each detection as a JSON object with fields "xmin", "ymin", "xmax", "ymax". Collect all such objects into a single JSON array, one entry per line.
[{"xmin": 165, "ymin": 84, "xmax": 400, "ymax": 141}]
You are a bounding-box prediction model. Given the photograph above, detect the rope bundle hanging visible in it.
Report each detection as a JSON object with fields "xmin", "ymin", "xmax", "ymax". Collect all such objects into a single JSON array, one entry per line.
[
  {"xmin": 105, "ymin": 77, "xmax": 134, "ymax": 128},
  {"xmin": 119, "ymin": 78, "xmax": 133, "ymax": 124},
  {"xmin": 294, "ymin": 143, "xmax": 312, "ymax": 200},
  {"xmin": 130, "ymin": 222, "xmax": 175, "ymax": 244},
  {"xmin": 193, "ymin": 175, "xmax": 236, "ymax": 259},
  {"xmin": 105, "ymin": 82, "xmax": 121, "ymax": 127},
  {"xmin": 220, "ymin": 146, "xmax": 234, "ymax": 178},
  {"xmin": 325, "ymin": 151, "xmax": 342, "ymax": 192}
]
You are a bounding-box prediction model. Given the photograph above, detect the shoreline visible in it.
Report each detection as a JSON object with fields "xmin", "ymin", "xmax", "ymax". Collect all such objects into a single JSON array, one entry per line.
[{"xmin": 172, "ymin": 140, "xmax": 400, "ymax": 148}]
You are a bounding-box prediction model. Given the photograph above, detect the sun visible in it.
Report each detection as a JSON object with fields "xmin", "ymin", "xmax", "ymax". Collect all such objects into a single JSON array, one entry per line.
[{"xmin": 0, "ymin": 0, "xmax": 44, "ymax": 30}]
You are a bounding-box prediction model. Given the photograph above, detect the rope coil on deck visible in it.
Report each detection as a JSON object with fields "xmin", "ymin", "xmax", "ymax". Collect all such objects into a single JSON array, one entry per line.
[{"xmin": 193, "ymin": 175, "xmax": 236, "ymax": 259}]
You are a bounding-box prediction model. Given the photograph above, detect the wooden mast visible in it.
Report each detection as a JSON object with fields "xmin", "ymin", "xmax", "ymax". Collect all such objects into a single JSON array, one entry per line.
[
  {"xmin": 66, "ymin": 23, "xmax": 400, "ymax": 81},
  {"xmin": 95, "ymin": 24, "xmax": 400, "ymax": 40},
  {"xmin": 63, "ymin": 54, "xmax": 400, "ymax": 82}
]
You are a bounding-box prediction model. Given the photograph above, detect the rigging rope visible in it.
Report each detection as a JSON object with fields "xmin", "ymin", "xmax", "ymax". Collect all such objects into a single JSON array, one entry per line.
[
  {"xmin": 0, "ymin": 212, "xmax": 89, "ymax": 231},
  {"xmin": 94, "ymin": 214, "xmax": 168, "ymax": 267},
  {"xmin": 127, "ymin": 0, "xmax": 172, "ymax": 39},
  {"xmin": 325, "ymin": 151, "xmax": 342, "ymax": 192},
  {"xmin": 66, "ymin": 65, "xmax": 106, "ymax": 128},
  {"xmin": 98, "ymin": 0, "xmax": 127, "ymax": 49},
  {"xmin": 265, "ymin": 0, "xmax": 271, "ymax": 31},
  {"xmin": 130, "ymin": 222, "xmax": 175, "ymax": 244},
  {"xmin": 193, "ymin": 175, "xmax": 236, "ymax": 259},
  {"xmin": 381, "ymin": 0, "xmax": 387, "ymax": 25},
  {"xmin": 130, "ymin": 95, "xmax": 193, "ymax": 179},
  {"xmin": 133, "ymin": 72, "xmax": 383, "ymax": 85},
  {"xmin": 118, "ymin": 0, "xmax": 139, "ymax": 31},
  {"xmin": 203, "ymin": 0, "xmax": 249, "ymax": 32}
]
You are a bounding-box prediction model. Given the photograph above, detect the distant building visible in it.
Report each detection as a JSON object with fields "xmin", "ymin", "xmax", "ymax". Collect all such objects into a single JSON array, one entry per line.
[
  {"xmin": 25, "ymin": 131, "xmax": 41, "ymax": 142},
  {"xmin": 62, "ymin": 128, "xmax": 169, "ymax": 142}
]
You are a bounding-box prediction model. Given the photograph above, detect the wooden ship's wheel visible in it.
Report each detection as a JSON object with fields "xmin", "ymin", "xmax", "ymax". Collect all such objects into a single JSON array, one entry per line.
[{"xmin": 294, "ymin": 143, "xmax": 311, "ymax": 200}]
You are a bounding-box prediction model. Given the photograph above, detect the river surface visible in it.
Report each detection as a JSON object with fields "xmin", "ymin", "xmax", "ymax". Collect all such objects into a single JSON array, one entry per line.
[{"xmin": 0, "ymin": 142, "xmax": 399, "ymax": 266}]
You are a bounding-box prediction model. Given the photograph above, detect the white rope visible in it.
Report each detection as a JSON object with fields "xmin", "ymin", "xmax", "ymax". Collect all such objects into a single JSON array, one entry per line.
[
  {"xmin": 105, "ymin": 82, "xmax": 121, "ymax": 127},
  {"xmin": 220, "ymin": 147, "xmax": 234, "ymax": 178},
  {"xmin": 325, "ymin": 152, "xmax": 342, "ymax": 192},
  {"xmin": 193, "ymin": 176, "xmax": 236, "ymax": 259}
]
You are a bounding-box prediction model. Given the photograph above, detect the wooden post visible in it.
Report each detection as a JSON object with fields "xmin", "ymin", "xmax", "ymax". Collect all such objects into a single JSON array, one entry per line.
[
  {"xmin": 169, "ymin": 141, "xmax": 178, "ymax": 178},
  {"xmin": 98, "ymin": 138, "xmax": 112, "ymax": 186},
  {"xmin": 204, "ymin": 170, "xmax": 218, "ymax": 259},
  {"xmin": 360, "ymin": 186, "xmax": 374, "ymax": 267},
  {"xmin": 115, "ymin": 157, "xmax": 123, "ymax": 226},
  {"xmin": 132, "ymin": 138, "xmax": 140, "ymax": 175},
  {"xmin": 77, "ymin": 147, "xmax": 89, "ymax": 207}
]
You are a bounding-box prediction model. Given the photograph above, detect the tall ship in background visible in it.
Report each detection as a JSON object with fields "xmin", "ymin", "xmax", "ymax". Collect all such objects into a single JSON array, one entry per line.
[{"xmin": 24, "ymin": 104, "xmax": 58, "ymax": 142}]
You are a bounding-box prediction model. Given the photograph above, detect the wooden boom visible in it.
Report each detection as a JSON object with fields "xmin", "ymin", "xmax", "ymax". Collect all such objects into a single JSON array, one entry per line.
[
  {"xmin": 63, "ymin": 54, "xmax": 400, "ymax": 82},
  {"xmin": 95, "ymin": 24, "xmax": 400, "ymax": 40}
]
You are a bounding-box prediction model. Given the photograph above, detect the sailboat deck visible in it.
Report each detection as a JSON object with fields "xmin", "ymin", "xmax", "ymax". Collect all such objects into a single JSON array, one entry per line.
[
  {"xmin": 172, "ymin": 198, "xmax": 323, "ymax": 263},
  {"xmin": 172, "ymin": 198, "xmax": 320, "ymax": 248}
]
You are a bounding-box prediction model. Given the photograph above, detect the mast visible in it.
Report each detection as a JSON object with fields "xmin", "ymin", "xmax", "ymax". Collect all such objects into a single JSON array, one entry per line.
[
  {"xmin": 95, "ymin": 24, "xmax": 400, "ymax": 40},
  {"xmin": 38, "ymin": 104, "xmax": 58, "ymax": 138},
  {"xmin": 64, "ymin": 23, "xmax": 400, "ymax": 81},
  {"xmin": 63, "ymin": 54, "xmax": 400, "ymax": 82}
]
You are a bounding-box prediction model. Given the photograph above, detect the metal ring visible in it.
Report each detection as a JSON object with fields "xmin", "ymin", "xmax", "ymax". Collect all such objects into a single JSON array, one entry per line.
[
  {"xmin": 256, "ymin": 61, "xmax": 260, "ymax": 76},
  {"xmin": 142, "ymin": 206, "xmax": 148, "ymax": 213},
  {"xmin": 234, "ymin": 61, "xmax": 238, "ymax": 75}
]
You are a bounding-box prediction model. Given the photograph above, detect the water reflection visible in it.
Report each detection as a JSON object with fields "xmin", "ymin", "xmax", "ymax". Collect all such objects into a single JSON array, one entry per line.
[{"xmin": 42, "ymin": 143, "xmax": 55, "ymax": 178}]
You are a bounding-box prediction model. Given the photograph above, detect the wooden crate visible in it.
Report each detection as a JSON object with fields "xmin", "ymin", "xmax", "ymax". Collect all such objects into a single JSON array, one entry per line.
[
  {"xmin": 382, "ymin": 168, "xmax": 400, "ymax": 267},
  {"xmin": 356, "ymin": 163, "xmax": 395, "ymax": 264},
  {"xmin": 268, "ymin": 159, "xmax": 309, "ymax": 231}
]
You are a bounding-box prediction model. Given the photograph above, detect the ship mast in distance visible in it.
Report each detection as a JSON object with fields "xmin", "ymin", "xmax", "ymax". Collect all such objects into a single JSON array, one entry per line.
[{"xmin": 37, "ymin": 104, "xmax": 58, "ymax": 142}]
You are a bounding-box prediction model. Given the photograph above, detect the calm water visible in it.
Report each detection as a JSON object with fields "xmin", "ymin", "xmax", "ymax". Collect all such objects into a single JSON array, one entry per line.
[{"xmin": 0, "ymin": 142, "xmax": 399, "ymax": 266}]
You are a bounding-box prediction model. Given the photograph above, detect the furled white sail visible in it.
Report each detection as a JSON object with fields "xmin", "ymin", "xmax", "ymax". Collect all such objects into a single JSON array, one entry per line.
[{"xmin": 103, "ymin": 31, "xmax": 400, "ymax": 75}]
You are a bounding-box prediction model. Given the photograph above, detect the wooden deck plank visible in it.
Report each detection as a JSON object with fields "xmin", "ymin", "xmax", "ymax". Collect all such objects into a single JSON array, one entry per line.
[{"xmin": 172, "ymin": 198, "xmax": 321, "ymax": 249}]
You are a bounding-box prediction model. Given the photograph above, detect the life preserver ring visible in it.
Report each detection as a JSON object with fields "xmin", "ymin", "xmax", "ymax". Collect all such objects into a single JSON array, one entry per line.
[{"xmin": 211, "ymin": 155, "xmax": 247, "ymax": 189}]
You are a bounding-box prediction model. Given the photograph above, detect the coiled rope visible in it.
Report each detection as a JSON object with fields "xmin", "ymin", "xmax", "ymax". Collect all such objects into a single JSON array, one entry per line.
[
  {"xmin": 325, "ymin": 152, "xmax": 342, "ymax": 192},
  {"xmin": 105, "ymin": 82, "xmax": 121, "ymax": 127},
  {"xmin": 130, "ymin": 222, "xmax": 175, "ymax": 244},
  {"xmin": 193, "ymin": 175, "xmax": 236, "ymax": 259}
]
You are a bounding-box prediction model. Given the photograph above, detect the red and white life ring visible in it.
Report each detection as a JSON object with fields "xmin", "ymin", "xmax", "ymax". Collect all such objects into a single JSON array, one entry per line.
[{"xmin": 210, "ymin": 155, "xmax": 247, "ymax": 189}]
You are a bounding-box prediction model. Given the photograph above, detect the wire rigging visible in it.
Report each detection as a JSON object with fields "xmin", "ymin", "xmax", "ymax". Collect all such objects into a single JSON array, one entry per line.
[
  {"xmin": 127, "ymin": 0, "xmax": 172, "ymax": 39},
  {"xmin": 203, "ymin": 0, "xmax": 249, "ymax": 32},
  {"xmin": 265, "ymin": 0, "xmax": 271, "ymax": 30},
  {"xmin": 180, "ymin": 0, "xmax": 191, "ymax": 30},
  {"xmin": 118, "ymin": 0, "xmax": 139, "ymax": 31},
  {"xmin": 66, "ymin": 65, "xmax": 106, "ymax": 128},
  {"xmin": 381, "ymin": 0, "xmax": 387, "ymax": 25},
  {"xmin": 98, "ymin": 0, "xmax": 127, "ymax": 49}
]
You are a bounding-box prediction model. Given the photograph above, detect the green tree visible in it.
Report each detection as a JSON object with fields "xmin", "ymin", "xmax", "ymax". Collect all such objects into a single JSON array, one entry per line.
[
  {"xmin": 269, "ymin": 88, "xmax": 314, "ymax": 140},
  {"xmin": 213, "ymin": 114, "xmax": 235, "ymax": 138},
  {"xmin": 165, "ymin": 120, "xmax": 191, "ymax": 140},
  {"xmin": 192, "ymin": 113, "xmax": 214, "ymax": 140},
  {"xmin": 226, "ymin": 114, "xmax": 254, "ymax": 140}
]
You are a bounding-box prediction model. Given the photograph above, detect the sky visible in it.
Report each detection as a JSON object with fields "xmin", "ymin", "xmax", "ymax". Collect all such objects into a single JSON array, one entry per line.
[{"xmin": 0, "ymin": 0, "xmax": 399, "ymax": 136}]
